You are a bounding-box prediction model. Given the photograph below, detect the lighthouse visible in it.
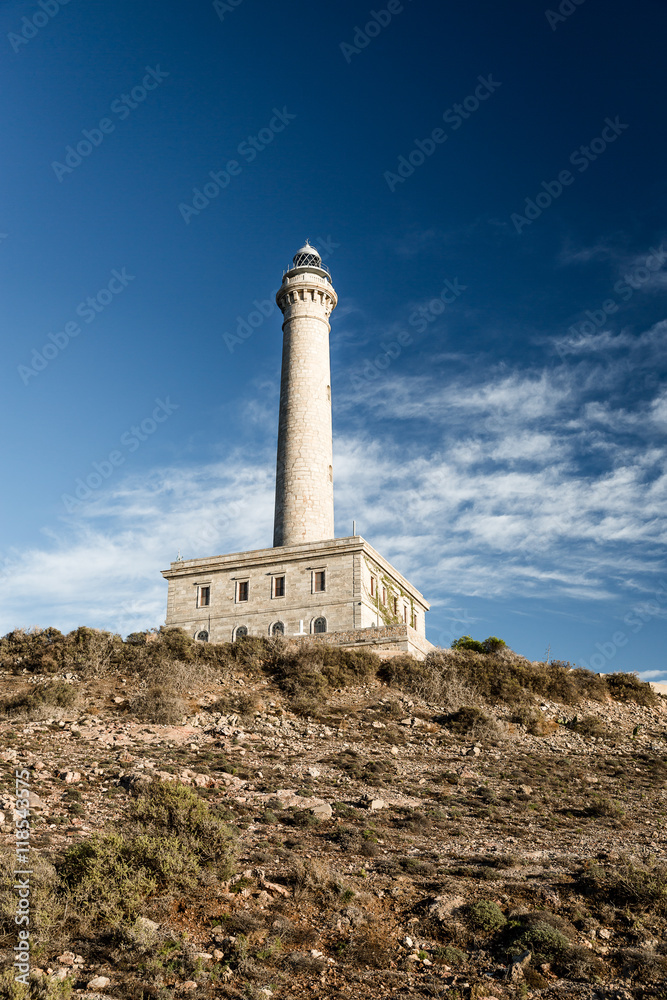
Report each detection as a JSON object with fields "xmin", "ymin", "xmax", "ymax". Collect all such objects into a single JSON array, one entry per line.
[
  {"xmin": 162, "ymin": 242, "xmax": 432, "ymax": 658},
  {"xmin": 273, "ymin": 241, "xmax": 337, "ymax": 547}
]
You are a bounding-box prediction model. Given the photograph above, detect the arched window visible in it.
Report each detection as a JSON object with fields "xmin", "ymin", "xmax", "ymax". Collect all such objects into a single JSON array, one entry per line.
[
  {"xmin": 233, "ymin": 626, "xmax": 248, "ymax": 641},
  {"xmin": 271, "ymin": 621, "xmax": 285, "ymax": 636},
  {"xmin": 313, "ymin": 617, "xmax": 327, "ymax": 634},
  {"xmin": 196, "ymin": 630, "xmax": 209, "ymax": 643}
]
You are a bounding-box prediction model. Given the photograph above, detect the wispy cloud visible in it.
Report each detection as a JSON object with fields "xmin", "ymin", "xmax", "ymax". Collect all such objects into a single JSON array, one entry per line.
[{"xmin": 2, "ymin": 320, "xmax": 666, "ymax": 639}]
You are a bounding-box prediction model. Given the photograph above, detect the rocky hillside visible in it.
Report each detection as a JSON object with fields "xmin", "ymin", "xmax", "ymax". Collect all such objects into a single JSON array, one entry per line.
[{"xmin": 0, "ymin": 627, "xmax": 666, "ymax": 1000}]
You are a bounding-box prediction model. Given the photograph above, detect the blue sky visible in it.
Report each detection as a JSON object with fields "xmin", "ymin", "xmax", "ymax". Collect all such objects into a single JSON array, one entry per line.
[{"xmin": 2, "ymin": 0, "xmax": 666, "ymax": 680}]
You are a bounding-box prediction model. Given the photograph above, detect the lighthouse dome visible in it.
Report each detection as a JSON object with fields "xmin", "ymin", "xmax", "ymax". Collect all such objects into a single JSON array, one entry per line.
[{"xmin": 292, "ymin": 241, "xmax": 322, "ymax": 268}]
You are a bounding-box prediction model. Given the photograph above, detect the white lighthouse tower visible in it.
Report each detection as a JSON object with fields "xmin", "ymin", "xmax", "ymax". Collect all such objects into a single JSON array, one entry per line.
[
  {"xmin": 162, "ymin": 242, "xmax": 432, "ymax": 658},
  {"xmin": 273, "ymin": 241, "xmax": 337, "ymax": 547}
]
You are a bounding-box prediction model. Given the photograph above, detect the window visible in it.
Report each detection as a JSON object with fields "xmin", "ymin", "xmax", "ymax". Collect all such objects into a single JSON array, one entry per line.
[
  {"xmin": 370, "ymin": 576, "xmax": 376, "ymax": 597},
  {"xmin": 393, "ymin": 597, "xmax": 399, "ymax": 616},
  {"xmin": 403, "ymin": 605, "xmax": 408, "ymax": 624},
  {"xmin": 237, "ymin": 580, "xmax": 249, "ymax": 602},
  {"xmin": 411, "ymin": 613, "xmax": 417, "ymax": 629},
  {"xmin": 382, "ymin": 587, "xmax": 387, "ymax": 605},
  {"xmin": 196, "ymin": 630, "xmax": 209, "ymax": 643},
  {"xmin": 313, "ymin": 570, "xmax": 326, "ymax": 593},
  {"xmin": 233, "ymin": 625, "xmax": 248, "ymax": 640},
  {"xmin": 271, "ymin": 621, "xmax": 285, "ymax": 636},
  {"xmin": 197, "ymin": 585, "xmax": 210, "ymax": 608},
  {"xmin": 273, "ymin": 575, "xmax": 285, "ymax": 598},
  {"xmin": 313, "ymin": 616, "xmax": 327, "ymax": 634}
]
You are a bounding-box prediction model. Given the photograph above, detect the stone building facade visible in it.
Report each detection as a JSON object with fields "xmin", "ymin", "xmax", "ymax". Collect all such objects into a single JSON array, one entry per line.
[
  {"xmin": 162, "ymin": 242, "xmax": 433, "ymax": 659},
  {"xmin": 162, "ymin": 536, "xmax": 431, "ymax": 658}
]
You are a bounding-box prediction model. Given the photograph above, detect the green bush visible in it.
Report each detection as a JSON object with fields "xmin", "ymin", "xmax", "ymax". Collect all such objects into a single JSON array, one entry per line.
[
  {"xmin": 130, "ymin": 779, "xmax": 236, "ymax": 874},
  {"xmin": 58, "ymin": 780, "xmax": 236, "ymax": 929},
  {"xmin": 451, "ymin": 635, "xmax": 507, "ymax": 653},
  {"xmin": 467, "ymin": 900, "xmax": 507, "ymax": 932},
  {"xmin": 451, "ymin": 635, "xmax": 486, "ymax": 653},
  {"xmin": 59, "ymin": 833, "xmax": 158, "ymax": 927},
  {"xmin": 482, "ymin": 636, "xmax": 507, "ymax": 653},
  {"xmin": 434, "ymin": 945, "xmax": 467, "ymax": 967},
  {"xmin": 509, "ymin": 919, "xmax": 571, "ymax": 961}
]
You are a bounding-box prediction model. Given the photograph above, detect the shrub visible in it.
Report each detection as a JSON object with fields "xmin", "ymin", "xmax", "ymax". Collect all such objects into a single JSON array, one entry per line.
[
  {"xmin": 482, "ymin": 636, "xmax": 507, "ymax": 653},
  {"xmin": 466, "ymin": 900, "xmax": 507, "ymax": 933},
  {"xmin": 130, "ymin": 685, "xmax": 186, "ymax": 724},
  {"xmin": 378, "ymin": 653, "xmax": 451, "ymax": 704},
  {"xmin": 577, "ymin": 859, "xmax": 667, "ymax": 914},
  {"xmin": 130, "ymin": 779, "xmax": 236, "ymax": 874},
  {"xmin": 567, "ymin": 715, "xmax": 608, "ymax": 738},
  {"xmin": 122, "ymin": 833, "xmax": 200, "ymax": 889},
  {"xmin": 58, "ymin": 833, "xmax": 158, "ymax": 928},
  {"xmin": 0, "ymin": 970, "xmax": 74, "ymax": 999},
  {"xmin": 508, "ymin": 919, "xmax": 571, "ymax": 961},
  {"xmin": 451, "ymin": 635, "xmax": 486, "ymax": 653},
  {"xmin": 586, "ymin": 796, "xmax": 626, "ymax": 820},
  {"xmin": 0, "ymin": 680, "xmax": 78, "ymax": 719},
  {"xmin": 451, "ymin": 635, "xmax": 506, "ymax": 653},
  {"xmin": 605, "ymin": 671, "xmax": 657, "ymax": 706},
  {"xmin": 445, "ymin": 706, "xmax": 496, "ymax": 736},
  {"xmin": 434, "ymin": 945, "xmax": 467, "ymax": 967},
  {"xmin": 265, "ymin": 642, "xmax": 379, "ymax": 714},
  {"xmin": 616, "ymin": 947, "xmax": 667, "ymax": 982},
  {"xmin": 425, "ymin": 648, "xmax": 609, "ymax": 708},
  {"xmin": 0, "ymin": 849, "xmax": 62, "ymax": 947},
  {"xmin": 511, "ymin": 706, "xmax": 556, "ymax": 735},
  {"xmin": 0, "ymin": 626, "xmax": 123, "ymax": 677}
]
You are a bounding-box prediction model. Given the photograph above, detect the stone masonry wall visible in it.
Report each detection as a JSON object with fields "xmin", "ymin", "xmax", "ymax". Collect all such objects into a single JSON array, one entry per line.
[
  {"xmin": 273, "ymin": 268, "xmax": 337, "ymax": 547},
  {"xmin": 165, "ymin": 545, "xmax": 356, "ymax": 643},
  {"xmin": 291, "ymin": 624, "xmax": 434, "ymax": 661},
  {"xmin": 162, "ymin": 537, "xmax": 431, "ymax": 647}
]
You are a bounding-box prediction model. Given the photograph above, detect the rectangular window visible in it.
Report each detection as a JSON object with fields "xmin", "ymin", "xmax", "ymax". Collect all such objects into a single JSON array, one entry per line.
[
  {"xmin": 197, "ymin": 586, "xmax": 210, "ymax": 608},
  {"xmin": 237, "ymin": 580, "xmax": 249, "ymax": 602},
  {"xmin": 314, "ymin": 570, "xmax": 326, "ymax": 593},
  {"xmin": 393, "ymin": 597, "xmax": 399, "ymax": 616},
  {"xmin": 370, "ymin": 576, "xmax": 376, "ymax": 597},
  {"xmin": 273, "ymin": 575, "xmax": 285, "ymax": 598},
  {"xmin": 403, "ymin": 605, "xmax": 408, "ymax": 624},
  {"xmin": 382, "ymin": 587, "xmax": 387, "ymax": 605},
  {"xmin": 411, "ymin": 613, "xmax": 417, "ymax": 629}
]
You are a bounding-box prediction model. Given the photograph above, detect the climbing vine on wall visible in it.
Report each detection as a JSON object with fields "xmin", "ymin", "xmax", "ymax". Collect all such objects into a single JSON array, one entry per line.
[{"xmin": 362, "ymin": 556, "xmax": 415, "ymax": 627}]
